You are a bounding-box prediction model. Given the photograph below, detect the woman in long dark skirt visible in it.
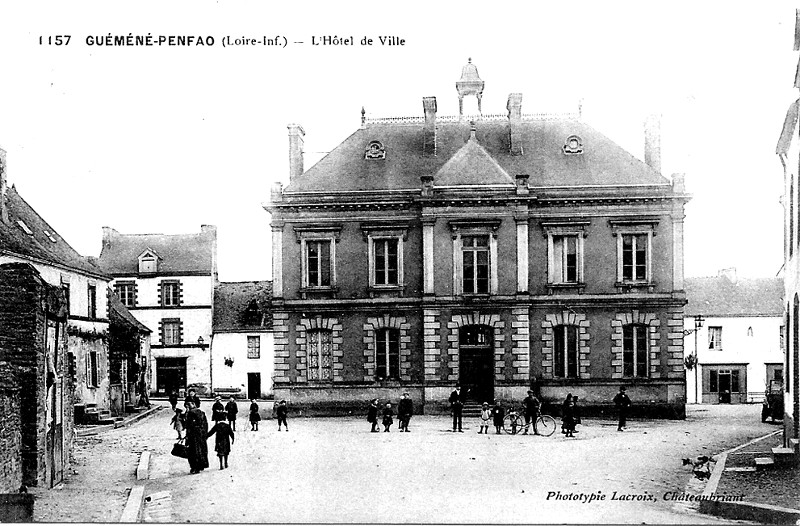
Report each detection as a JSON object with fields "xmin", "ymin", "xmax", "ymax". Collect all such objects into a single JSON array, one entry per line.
[
  {"xmin": 249, "ymin": 399, "xmax": 261, "ymax": 431},
  {"xmin": 184, "ymin": 400, "xmax": 209, "ymax": 474},
  {"xmin": 562, "ymin": 396, "xmax": 576, "ymax": 438}
]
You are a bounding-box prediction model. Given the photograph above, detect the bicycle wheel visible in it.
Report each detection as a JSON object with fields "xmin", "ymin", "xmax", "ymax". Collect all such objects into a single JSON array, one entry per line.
[
  {"xmin": 535, "ymin": 415, "xmax": 557, "ymax": 436},
  {"xmin": 502, "ymin": 413, "xmax": 524, "ymax": 435}
]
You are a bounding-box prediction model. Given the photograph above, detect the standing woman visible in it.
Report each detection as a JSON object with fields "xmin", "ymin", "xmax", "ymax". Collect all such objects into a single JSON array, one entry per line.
[
  {"xmin": 184, "ymin": 400, "xmax": 209, "ymax": 474},
  {"xmin": 249, "ymin": 399, "xmax": 261, "ymax": 431},
  {"xmin": 367, "ymin": 399, "xmax": 379, "ymax": 433},
  {"xmin": 561, "ymin": 393, "xmax": 573, "ymax": 435},
  {"xmin": 211, "ymin": 396, "xmax": 226, "ymax": 423}
]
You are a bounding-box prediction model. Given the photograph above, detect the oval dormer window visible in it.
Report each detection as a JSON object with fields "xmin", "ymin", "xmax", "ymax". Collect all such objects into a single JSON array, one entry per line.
[
  {"xmin": 365, "ymin": 140, "xmax": 386, "ymax": 160},
  {"xmin": 563, "ymin": 135, "xmax": 583, "ymax": 155}
]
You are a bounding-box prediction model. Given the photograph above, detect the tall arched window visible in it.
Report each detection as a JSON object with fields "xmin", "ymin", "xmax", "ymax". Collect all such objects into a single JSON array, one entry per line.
[
  {"xmin": 553, "ymin": 325, "xmax": 579, "ymax": 378},
  {"xmin": 308, "ymin": 329, "xmax": 332, "ymax": 381},
  {"xmin": 623, "ymin": 324, "xmax": 648, "ymax": 377}
]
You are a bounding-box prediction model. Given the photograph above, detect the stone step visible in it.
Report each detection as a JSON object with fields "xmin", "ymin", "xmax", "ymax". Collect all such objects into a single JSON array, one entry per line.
[
  {"xmin": 754, "ymin": 457, "xmax": 775, "ymax": 470},
  {"xmin": 772, "ymin": 447, "xmax": 798, "ymax": 464}
]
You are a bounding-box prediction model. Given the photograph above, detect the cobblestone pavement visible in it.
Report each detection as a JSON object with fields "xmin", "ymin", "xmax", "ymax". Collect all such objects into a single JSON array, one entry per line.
[{"xmin": 33, "ymin": 403, "xmax": 773, "ymax": 523}]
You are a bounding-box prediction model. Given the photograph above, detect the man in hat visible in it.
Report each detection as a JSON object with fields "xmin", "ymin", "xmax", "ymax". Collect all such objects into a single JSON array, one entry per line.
[
  {"xmin": 449, "ymin": 384, "xmax": 463, "ymax": 432},
  {"xmin": 613, "ymin": 386, "xmax": 632, "ymax": 431},
  {"xmin": 522, "ymin": 389, "xmax": 541, "ymax": 434},
  {"xmin": 398, "ymin": 392, "xmax": 414, "ymax": 432}
]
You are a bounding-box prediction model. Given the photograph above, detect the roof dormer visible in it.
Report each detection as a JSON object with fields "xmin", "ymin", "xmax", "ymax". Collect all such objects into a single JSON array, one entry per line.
[{"xmin": 138, "ymin": 248, "xmax": 160, "ymax": 274}]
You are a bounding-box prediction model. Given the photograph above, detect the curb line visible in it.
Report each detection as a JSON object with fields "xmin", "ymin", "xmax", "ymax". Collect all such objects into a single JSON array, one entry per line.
[
  {"xmin": 76, "ymin": 406, "xmax": 164, "ymax": 437},
  {"xmin": 698, "ymin": 430, "xmax": 800, "ymax": 524},
  {"xmin": 119, "ymin": 485, "xmax": 144, "ymax": 523},
  {"xmin": 136, "ymin": 451, "xmax": 151, "ymax": 481}
]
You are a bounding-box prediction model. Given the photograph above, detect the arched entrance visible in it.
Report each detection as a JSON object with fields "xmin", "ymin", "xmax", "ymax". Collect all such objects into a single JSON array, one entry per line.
[{"xmin": 459, "ymin": 325, "xmax": 494, "ymax": 403}]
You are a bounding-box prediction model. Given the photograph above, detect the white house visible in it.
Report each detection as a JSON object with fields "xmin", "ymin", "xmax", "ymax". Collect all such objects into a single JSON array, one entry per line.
[
  {"xmin": 211, "ymin": 281, "xmax": 273, "ymax": 399},
  {"xmin": 683, "ymin": 271, "xmax": 783, "ymax": 404},
  {"xmin": 98, "ymin": 226, "xmax": 217, "ymax": 396}
]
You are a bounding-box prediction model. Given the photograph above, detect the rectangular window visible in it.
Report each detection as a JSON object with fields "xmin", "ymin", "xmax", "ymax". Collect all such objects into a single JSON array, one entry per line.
[
  {"xmin": 308, "ymin": 330, "xmax": 332, "ymax": 381},
  {"xmin": 709, "ymin": 369, "xmax": 718, "ymax": 392},
  {"xmin": 87, "ymin": 284, "xmax": 97, "ymax": 319},
  {"xmin": 62, "ymin": 283, "xmax": 70, "ymax": 314},
  {"xmin": 161, "ymin": 281, "xmax": 181, "ymax": 307},
  {"xmin": 553, "ymin": 235, "xmax": 579, "ymax": 283},
  {"xmin": 306, "ymin": 240, "xmax": 332, "ymax": 287},
  {"xmin": 87, "ymin": 351, "xmax": 98, "ymax": 387},
  {"xmin": 247, "ymin": 336, "xmax": 261, "ymax": 359},
  {"xmin": 708, "ymin": 326, "xmax": 722, "ymax": 350},
  {"xmin": 553, "ymin": 325, "xmax": 579, "ymax": 378},
  {"xmin": 731, "ymin": 370, "xmax": 740, "ymax": 393},
  {"xmin": 622, "ymin": 234, "xmax": 648, "ymax": 281},
  {"xmin": 622, "ymin": 325, "xmax": 648, "ymax": 377},
  {"xmin": 462, "ymin": 235, "xmax": 489, "ymax": 294},
  {"xmin": 115, "ymin": 282, "xmax": 136, "ymax": 308},
  {"xmin": 162, "ymin": 319, "xmax": 181, "ymax": 346},
  {"xmin": 373, "ymin": 238, "xmax": 399, "ymax": 286},
  {"xmin": 375, "ymin": 329, "xmax": 400, "ymax": 380}
]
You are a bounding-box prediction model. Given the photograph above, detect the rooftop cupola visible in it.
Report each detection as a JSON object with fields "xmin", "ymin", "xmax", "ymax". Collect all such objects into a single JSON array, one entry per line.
[{"xmin": 456, "ymin": 58, "xmax": 485, "ymax": 120}]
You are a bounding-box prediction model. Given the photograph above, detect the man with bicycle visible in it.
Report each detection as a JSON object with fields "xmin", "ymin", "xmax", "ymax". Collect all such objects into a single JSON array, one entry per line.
[{"xmin": 522, "ymin": 390, "xmax": 540, "ymax": 434}]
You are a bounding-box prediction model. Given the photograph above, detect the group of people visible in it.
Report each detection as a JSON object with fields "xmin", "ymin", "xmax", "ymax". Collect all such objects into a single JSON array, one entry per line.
[{"xmin": 367, "ymin": 393, "xmax": 414, "ymax": 432}]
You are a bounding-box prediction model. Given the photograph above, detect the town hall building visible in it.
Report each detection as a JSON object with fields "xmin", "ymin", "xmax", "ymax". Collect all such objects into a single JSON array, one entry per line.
[{"xmin": 266, "ymin": 61, "xmax": 690, "ymax": 417}]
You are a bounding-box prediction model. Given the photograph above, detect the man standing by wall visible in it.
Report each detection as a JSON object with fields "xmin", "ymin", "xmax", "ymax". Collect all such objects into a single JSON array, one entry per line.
[
  {"xmin": 449, "ymin": 385, "xmax": 463, "ymax": 432},
  {"xmin": 613, "ymin": 386, "xmax": 632, "ymax": 432}
]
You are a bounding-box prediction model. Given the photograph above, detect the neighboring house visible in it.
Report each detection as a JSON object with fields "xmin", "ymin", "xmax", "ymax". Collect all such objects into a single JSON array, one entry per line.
[
  {"xmin": 683, "ymin": 271, "xmax": 783, "ymax": 404},
  {"xmin": 98, "ymin": 225, "xmax": 217, "ymax": 396},
  {"xmin": 211, "ymin": 281, "xmax": 273, "ymax": 399},
  {"xmin": 265, "ymin": 60, "xmax": 690, "ymax": 417},
  {"xmin": 0, "ymin": 148, "xmax": 114, "ymax": 486},
  {"xmin": 777, "ymin": 22, "xmax": 800, "ymax": 453},
  {"xmin": 108, "ymin": 290, "xmax": 152, "ymax": 416}
]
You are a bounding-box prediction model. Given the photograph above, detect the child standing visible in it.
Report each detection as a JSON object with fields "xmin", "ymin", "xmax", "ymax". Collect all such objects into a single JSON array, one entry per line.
[
  {"xmin": 562, "ymin": 398, "xmax": 576, "ymax": 438},
  {"xmin": 276, "ymin": 400, "xmax": 289, "ymax": 431},
  {"xmin": 367, "ymin": 399, "xmax": 379, "ymax": 432},
  {"xmin": 249, "ymin": 399, "xmax": 261, "ymax": 431},
  {"xmin": 170, "ymin": 407, "xmax": 185, "ymax": 440},
  {"xmin": 225, "ymin": 396, "xmax": 238, "ymax": 431},
  {"xmin": 491, "ymin": 401, "xmax": 505, "ymax": 435},
  {"xmin": 206, "ymin": 420, "xmax": 235, "ymax": 470},
  {"xmin": 382, "ymin": 402, "xmax": 394, "ymax": 432},
  {"xmin": 478, "ymin": 402, "xmax": 491, "ymax": 434}
]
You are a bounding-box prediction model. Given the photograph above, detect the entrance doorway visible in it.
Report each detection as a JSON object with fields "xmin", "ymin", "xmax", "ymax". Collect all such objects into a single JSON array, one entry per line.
[
  {"xmin": 156, "ymin": 357, "xmax": 187, "ymax": 395},
  {"xmin": 459, "ymin": 325, "xmax": 494, "ymax": 403},
  {"xmin": 247, "ymin": 373, "xmax": 261, "ymax": 400}
]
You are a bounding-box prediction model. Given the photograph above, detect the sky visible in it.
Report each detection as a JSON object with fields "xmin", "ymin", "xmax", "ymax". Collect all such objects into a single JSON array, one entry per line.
[{"xmin": 0, "ymin": 1, "xmax": 797, "ymax": 282}]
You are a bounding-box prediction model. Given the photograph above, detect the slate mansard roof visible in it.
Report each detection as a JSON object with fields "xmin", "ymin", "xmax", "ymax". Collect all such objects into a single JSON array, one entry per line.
[
  {"xmin": 284, "ymin": 118, "xmax": 671, "ymax": 194},
  {"xmin": 213, "ymin": 281, "xmax": 273, "ymax": 332},
  {"xmin": 0, "ymin": 185, "xmax": 110, "ymax": 279},
  {"xmin": 99, "ymin": 226, "xmax": 216, "ymax": 275},
  {"xmin": 685, "ymin": 276, "xmax": 783, "ymax": 318}
]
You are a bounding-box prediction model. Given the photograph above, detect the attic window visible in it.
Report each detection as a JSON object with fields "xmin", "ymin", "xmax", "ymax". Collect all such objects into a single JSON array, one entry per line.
[
  {"xmin": 563, "ymin": 135, "xmax": 583, "ymax": 155},
  {"xmin": 43, "ymin": 230, "xmax": 57, "ymax": 243},
  {"xmin": 365, "ymin": 140, "xmax": 386, "ymax": 160},
  {"xmin": 17, "ymin": 220, "xmax": 33, "ymax": 235},
  {"xmin": 139, "ymin": 252, "xmax": 158, "ymax": 273}
]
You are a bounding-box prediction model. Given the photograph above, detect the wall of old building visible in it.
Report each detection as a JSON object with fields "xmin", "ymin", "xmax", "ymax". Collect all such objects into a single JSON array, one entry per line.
[
  {"xmin": 211, "ymin": 332, "xmax": 274, "ymax": 398},
  {"xmin": 0, "ymin": 362, "xmax": 22, "ymax": 493}
]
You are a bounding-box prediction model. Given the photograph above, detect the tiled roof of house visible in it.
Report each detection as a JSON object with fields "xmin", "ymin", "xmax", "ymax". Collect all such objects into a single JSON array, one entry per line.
[
  {"xmin": 685, "ymin": 276, "xmax": 783, "ymax": 317},
  {"xmin": 284, "ymin": 118, "xmax": 670, "ymax": 193},
  {"xmin": 108, "ymin": 289, "xmax": 151, "ymax": 333},
  {"xmin": 213, "ymin": 281, "xmax": 273, "ymax": 332},
  {"xmin": 0, "ymin": 186, "xmax": 109, "ymax": 279},
  {"xmin": 99, "ymin": 227, "xmax": 215, "ymax": 274}
]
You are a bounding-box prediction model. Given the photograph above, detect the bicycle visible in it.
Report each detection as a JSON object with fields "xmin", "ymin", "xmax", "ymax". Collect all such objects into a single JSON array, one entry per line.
[{"xmin": 502, "ymin": 408, "xmax": 557, "ymax": 436}]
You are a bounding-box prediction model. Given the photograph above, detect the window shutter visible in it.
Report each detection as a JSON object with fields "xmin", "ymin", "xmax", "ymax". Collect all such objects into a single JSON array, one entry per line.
[{"xmin": 86, "ymin": 353, "xmax": 91, "ymax": 387}]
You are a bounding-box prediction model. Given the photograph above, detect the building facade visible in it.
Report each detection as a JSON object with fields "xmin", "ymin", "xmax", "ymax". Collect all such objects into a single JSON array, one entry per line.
[
  {"xmin": 266, "ymin": 62, "xmax": 689, "ymax": 416},
  {"xmin": 108, "ymin": 290, "xmax": 152, "ymax": 415},
  {"xmin": 98, "ymin": 226, "xmax": 217, "ymax": 396},
  {"xmin": 211, "ymin": 281, "xmax": 273, "ymax": 399},
  {"xmin": 683, "ymin": 272, "xmax": 783, "ymax": 404},
  {"xmin": 776, "ymin": 21, "xmax": 800, "ymax": 451}
]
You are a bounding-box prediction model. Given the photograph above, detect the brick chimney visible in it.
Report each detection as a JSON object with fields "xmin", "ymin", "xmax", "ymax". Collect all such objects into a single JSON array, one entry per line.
[
  {"xmin": 507, "ymin": 93, "xmax": 523, "ymax": 155},
  {"xmin": 644, "ymin": 114, "xmax": 662, "ymax": 174},
  {"xmin": 101, "ymin": 226, "xmax": 119, "ymax": 251},
  {"xmin": 0, "ymin": 147, "xmax": 8, "ymax": 224},
  {"xmin": 287, "ymin": 124, "xmax": 305, "ymax": 179},
  {"xmin": 423, "ymin": 97, "xmax": 437, "ymax": 156},
  {"xmin": 201, "ymin": 225, "xmax": 219, "ymax": 283}
]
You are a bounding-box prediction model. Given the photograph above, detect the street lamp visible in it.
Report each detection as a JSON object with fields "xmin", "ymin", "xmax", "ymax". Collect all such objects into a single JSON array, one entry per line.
[{"xmin": 683, "ymin": 314, "xmax": 705, "ymax": 403}]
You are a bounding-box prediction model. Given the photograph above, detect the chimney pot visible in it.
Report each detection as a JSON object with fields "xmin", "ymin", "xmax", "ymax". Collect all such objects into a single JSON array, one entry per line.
[
  {"xmin": 671, "ymin": 173, "xmax": 685, "ymax": 193},
  {"xmin": 288, "ymin": 124, "xmax": 305, "ymax": 179},
  {"xmin": 507, "ymin": 93, "xmax": 523, "ymax": 156},
  {"xmin": 423, "ymin": 97, "xmax": 437, "ymax": 156},
  {"xmin": 515, "ymin": 174, "xmax": 529, "ymax": 195}
]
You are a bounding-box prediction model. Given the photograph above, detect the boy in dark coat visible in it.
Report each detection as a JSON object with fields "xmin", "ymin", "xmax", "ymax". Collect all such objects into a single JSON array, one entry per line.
[
  {"xmin": 249, "ymin": 399, "xmax": 261, "ymax": 431},
  {"xmin": 211, "ymin": 396, "xmax": 226, "ymax": 422},
  {"xmin": 491, "ymin": 401, "xmax": 505, "ymax": 434},
  {"xmin": 276, "ymin": 400, "xmax": 289, "ymax": 431},
  {"xmin": 382, "ymin": 402, "xmax": 394, "ymax": 432},
  {"xmin": 206, "ymin": 420, "xmax": 235, "ymax": 470},
  {"xmin": 225, "ymin": 396, "xmax": 238, "ymax": 431},
  {"xmin": 397, "ymin": 393, "xmax": 413, "ymax": 432},
  {"xmin": 367, "ymin": 399, "xmax": 379, "ymax": 432},
  {"xmin": 613, "ymin": 386, "xmax": 632, "ymax": 431}
]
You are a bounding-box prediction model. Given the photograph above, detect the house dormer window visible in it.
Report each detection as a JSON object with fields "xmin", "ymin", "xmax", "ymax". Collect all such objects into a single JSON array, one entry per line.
[
  {"xmin": 138, "ymin": 250, "xmax": 159, "ymax": 274},
  {"xmin": 365, "ymin": 140, "xmax": 386, "ymax": 160}
]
